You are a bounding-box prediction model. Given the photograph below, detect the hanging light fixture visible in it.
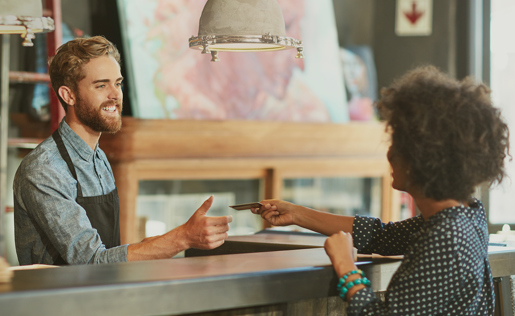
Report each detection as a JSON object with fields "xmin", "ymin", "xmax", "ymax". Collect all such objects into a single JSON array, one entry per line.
[
  {"xmin": 0, "ymin": 0, "xmax": 55, "ymax": 47},
  {"xmin": 189, "ymin": 0, "xmax": 303, "ymax": 62}
]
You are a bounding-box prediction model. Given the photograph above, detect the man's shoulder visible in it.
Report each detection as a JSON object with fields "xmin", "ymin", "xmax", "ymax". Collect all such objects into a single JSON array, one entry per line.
[
  {"xmin": 15, "ymin": 137, "xmax": 70, "ymax": 184},
  {"xmin": 20, "ymin": 137, "xmax": 59, "ymax": 167}
]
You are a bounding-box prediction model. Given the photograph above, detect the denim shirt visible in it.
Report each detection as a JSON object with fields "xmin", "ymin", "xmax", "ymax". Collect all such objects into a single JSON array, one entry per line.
[{"xmin": 13, "ymin": 119, "xmax": 128, "ymax": 265}]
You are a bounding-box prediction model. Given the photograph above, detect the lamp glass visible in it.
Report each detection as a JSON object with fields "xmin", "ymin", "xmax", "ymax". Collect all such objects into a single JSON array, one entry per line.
[{"xmin": 200, "ymin": 43, "xmax": 287, "ymax": 52}]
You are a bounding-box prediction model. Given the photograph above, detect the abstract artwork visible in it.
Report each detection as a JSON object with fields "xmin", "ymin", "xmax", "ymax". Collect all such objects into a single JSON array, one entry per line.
[{"xmin": 117, "ymin": 0, "xmax": 348, "ymax": 122}]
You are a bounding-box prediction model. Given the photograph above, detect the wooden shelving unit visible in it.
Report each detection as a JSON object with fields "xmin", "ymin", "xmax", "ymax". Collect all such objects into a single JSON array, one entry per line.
[
  {"xmin": 1, "ymin": 1, "xmax": 63, "ymax": 256},
  {"xmin": 6, "ymin": 0, "xmax": 63, "ymax": 150},
  {"xmin": 8, "ymin": 71, "xmax": 50, "ymax": 84}
]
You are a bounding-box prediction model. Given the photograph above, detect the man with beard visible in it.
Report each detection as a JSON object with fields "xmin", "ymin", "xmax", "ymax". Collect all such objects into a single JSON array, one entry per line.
[{"xmin": 13, "ymin": 36, "xmax": 232, "ymax": 265}]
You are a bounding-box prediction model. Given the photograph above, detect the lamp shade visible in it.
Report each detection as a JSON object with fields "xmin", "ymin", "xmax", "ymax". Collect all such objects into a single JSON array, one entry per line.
[
  {"xmin": 0, "ymin": 0, "xmax": 55, "ymax": 46},
  {"xmin": 199, "ymin": 0, "xmax": 286, "ymax": 37},
  {"xmin": 189, "ymin": 0, "xmax": 303, "ymax": 62}
]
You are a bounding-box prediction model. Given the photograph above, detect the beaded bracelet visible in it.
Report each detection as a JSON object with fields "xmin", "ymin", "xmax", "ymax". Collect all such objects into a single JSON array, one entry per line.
[
  {"xmin": 336, "ymin": 269, "xmax": 371, "ymax": 300},
  {"xmin": 336, "ymin": 269, "xmax": 364, "ymax": 290}
]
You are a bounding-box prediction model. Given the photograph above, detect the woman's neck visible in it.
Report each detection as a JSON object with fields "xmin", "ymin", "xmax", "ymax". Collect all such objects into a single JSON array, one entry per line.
[{"xmin": 410, "ymin": 190, "xmax": 465, "ymax": 220}]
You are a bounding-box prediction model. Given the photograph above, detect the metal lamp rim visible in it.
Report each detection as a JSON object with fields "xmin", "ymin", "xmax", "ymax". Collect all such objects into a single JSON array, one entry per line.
[{"xmin": 189, "ymin": 34, "xmax": 303, "ymax": 52}]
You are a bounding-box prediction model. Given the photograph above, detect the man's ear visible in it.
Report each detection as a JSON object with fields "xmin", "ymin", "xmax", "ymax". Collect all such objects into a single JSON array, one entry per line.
[{"xmin": 58, "ymin": 86, "xmax": 76, "ymax": 106}]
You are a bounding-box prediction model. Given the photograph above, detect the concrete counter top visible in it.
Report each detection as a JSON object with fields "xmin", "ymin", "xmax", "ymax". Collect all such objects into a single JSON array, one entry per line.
[{"xmin": 0, "ymin": 231, "xmax": 513, "ymax": 316}]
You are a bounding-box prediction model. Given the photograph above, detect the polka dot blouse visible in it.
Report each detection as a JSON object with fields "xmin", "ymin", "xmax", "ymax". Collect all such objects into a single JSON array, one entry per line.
[{"xmin": 348, "ymin": 199, "xmax": 494, "ymax": 315}]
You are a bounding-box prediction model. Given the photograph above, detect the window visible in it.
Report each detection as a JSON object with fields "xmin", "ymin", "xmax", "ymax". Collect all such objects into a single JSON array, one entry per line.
[
  {"xmin": 137, "ymin": 179, "xmax": 263, "ymax": 240},
  {"xmin": 282, "ymin": 177, "xmax": 383, "ymax": 233},
  {"xmin": 488, "ymin": 0, "xmax": 515, "ymax": 227}
]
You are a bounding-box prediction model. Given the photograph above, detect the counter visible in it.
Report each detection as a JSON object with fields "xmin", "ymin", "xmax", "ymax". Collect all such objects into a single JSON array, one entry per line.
[{"xmin": 0, "ymin": 231, "xmax": 514, "ymax": 316}]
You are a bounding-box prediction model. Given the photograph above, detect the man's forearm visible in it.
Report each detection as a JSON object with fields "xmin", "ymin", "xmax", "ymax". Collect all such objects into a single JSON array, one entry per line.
[{"xmin": 127, "ymin": 225, "xmax": 188, "ymax": 261}]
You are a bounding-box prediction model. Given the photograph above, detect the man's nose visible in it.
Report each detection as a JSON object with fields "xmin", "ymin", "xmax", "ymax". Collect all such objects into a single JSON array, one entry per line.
[{"xmin": 108, "ymin": 85, "xmax": 122, "ymax": 100}]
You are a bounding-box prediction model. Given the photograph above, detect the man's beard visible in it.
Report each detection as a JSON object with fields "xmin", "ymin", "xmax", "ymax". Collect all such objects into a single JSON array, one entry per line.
[{"xmin": 75, "ymin": 95, "xmax": 123, "ymax": 134}]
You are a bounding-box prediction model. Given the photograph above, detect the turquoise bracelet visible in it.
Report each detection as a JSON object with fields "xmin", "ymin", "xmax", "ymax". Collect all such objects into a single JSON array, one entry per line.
[
  {"xmin": 336, "ymin": 269, "xmax": 365, "ymax": 289},
  {"xmin": 336, "ymin": 269, "xmax": 371, "ymax": 300}
]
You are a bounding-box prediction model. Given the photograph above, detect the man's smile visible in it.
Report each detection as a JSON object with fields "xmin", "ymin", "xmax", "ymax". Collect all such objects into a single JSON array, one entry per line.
[{"xmin": 102, "ymin": 105, "xmax": 118, "ymax": 113}]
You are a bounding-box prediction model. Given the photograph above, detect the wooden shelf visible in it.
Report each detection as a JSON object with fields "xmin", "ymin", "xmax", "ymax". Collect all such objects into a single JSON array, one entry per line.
[
  {"xmin": 9, "ymin": 71, "xmax": 51, "ymax": 84},
  {"xmin": 7, "ymin": 138, "xmax": 44, "ymax": 149},
  {"xmin": 99, "ymin": 118, "xmax": 390, "ymax": 161}
]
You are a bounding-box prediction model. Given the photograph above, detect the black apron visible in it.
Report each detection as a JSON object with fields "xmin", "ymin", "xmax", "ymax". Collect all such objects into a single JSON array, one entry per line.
[{"xmin": 52, "ymin": 130, "xmax": 121, "ymax": 265}]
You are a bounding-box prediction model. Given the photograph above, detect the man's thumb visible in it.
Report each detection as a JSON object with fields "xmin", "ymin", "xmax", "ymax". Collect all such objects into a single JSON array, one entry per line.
[{"xmin": 195, "ymin": 196, "xmax": 214, "ymax": 216}]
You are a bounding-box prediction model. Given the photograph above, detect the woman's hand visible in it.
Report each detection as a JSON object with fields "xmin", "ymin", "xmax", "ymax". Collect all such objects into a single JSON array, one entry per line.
[
  {"xmin": 325, "ymin": 231, "xmax": 365, "ymax": 301},
  {"xmin": 324, "ymin": 231, "xmax": 357, "ymax": 277},
  {"xmin": 251, "ymin": 199, "xmax": 297, "ymax": 226}
]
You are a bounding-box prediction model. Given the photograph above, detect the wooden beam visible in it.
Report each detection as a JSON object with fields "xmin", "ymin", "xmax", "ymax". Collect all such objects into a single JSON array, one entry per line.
[{"xmin": 100, "ymin": 118, "xmax": 389, "ymax": 161}]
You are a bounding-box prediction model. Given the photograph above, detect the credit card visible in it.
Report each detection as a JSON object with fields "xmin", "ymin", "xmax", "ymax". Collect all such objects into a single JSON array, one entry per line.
[{"xmin": 229, "ymin": 202, "xmax": 263, "ymax": 211}]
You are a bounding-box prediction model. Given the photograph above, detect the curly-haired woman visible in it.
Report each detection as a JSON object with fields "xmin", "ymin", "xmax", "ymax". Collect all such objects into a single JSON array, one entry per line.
[{"xmin": 252, "ymin": 66, "xmax": 510, "ymax": 315}]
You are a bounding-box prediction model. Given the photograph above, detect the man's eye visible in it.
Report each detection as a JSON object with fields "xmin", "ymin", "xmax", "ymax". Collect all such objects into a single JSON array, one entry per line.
[{"xmin": 97, "ymin": 85, "xmax": 105, "ymax": 88}]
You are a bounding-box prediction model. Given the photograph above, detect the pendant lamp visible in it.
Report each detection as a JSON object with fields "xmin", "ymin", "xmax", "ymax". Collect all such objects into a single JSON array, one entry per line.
[
  {"xmin": 189, "ymin": 0, "xmax": 303, "ymax": 62},
  {"xmin": 0, "ymin": 0, "xmax": 55, "ymax": 46}
]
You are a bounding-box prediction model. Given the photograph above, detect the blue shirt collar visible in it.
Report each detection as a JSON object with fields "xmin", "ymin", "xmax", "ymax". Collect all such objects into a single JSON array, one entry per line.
[{"xmin": 58, "ymin": 118, "xmax": 97, "ymax": 162}]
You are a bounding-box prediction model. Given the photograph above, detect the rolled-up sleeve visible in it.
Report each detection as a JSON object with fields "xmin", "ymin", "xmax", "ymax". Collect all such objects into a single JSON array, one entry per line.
[{"xmin": 352, "ymin": 215, "xmax": 424, "ymax": 255}]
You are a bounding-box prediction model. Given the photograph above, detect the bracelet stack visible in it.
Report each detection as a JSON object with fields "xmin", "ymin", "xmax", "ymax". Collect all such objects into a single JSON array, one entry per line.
[{"xmin": 336, "ymin": 269, "xmax": 371, "ymax": 300}]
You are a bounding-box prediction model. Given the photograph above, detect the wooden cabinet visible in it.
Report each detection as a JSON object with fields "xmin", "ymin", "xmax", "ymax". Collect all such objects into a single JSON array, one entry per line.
[{"xmin": 99, "ymin": 118, "xmax": 398, "ymax": 244}]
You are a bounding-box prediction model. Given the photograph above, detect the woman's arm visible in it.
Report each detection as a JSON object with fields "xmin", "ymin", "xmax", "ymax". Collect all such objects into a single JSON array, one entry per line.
[
  {"xmin": 324, "ymin": 232, "xmax": 365, "ymax": 301},
  {"xmin": 253, "ymin": 199, "xmax": 354, "ymax": 236}
]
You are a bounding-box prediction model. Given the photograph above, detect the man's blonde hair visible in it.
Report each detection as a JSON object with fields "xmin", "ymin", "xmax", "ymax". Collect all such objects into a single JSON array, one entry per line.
[{"xmin": 48, "ymin": 36, "xmax": 121, "ymax": 111}]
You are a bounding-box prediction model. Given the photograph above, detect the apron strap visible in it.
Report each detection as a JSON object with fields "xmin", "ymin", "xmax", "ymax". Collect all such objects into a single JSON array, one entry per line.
[
  {"xmin": 52, "ymin": 130, "xmax": 84, "ymax": 198},
  {"xmin": 50, "ymin": 129, "xmax": 121, "ymax": 264}
]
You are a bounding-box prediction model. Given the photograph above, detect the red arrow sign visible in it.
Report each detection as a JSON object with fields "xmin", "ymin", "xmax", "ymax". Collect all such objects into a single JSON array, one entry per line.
[{"xmin": 404, "ymin": 1, "xmax": 424, "ymax": 24}]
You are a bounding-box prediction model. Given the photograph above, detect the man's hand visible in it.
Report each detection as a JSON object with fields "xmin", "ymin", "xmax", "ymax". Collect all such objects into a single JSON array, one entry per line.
[
  {"xmin": 180, "ymin": 196, "xmax": 232, "ymax": 250},
  {"xmin": 128, "ymin": 196, "xmax": 232, "ymax": 261}
]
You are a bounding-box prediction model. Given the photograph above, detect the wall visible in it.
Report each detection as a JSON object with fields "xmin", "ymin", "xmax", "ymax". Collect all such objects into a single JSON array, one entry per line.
[
  {"xmin": 333, "ymin": 0, "xmax": 375, "ymax": 47},
  {"xmin": 333, "ymin": 0, "xmax": 472, "ymax": 96}
]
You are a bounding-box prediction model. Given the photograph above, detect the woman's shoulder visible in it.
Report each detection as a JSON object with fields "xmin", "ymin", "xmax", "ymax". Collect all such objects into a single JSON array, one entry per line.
[
  {"xmin": 429, "ymin": 199, "xmax": 486, "ymax": 228},
  {"xmin": 425, "ymin": 200, "xmax": 488, "ymax": 251}
]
